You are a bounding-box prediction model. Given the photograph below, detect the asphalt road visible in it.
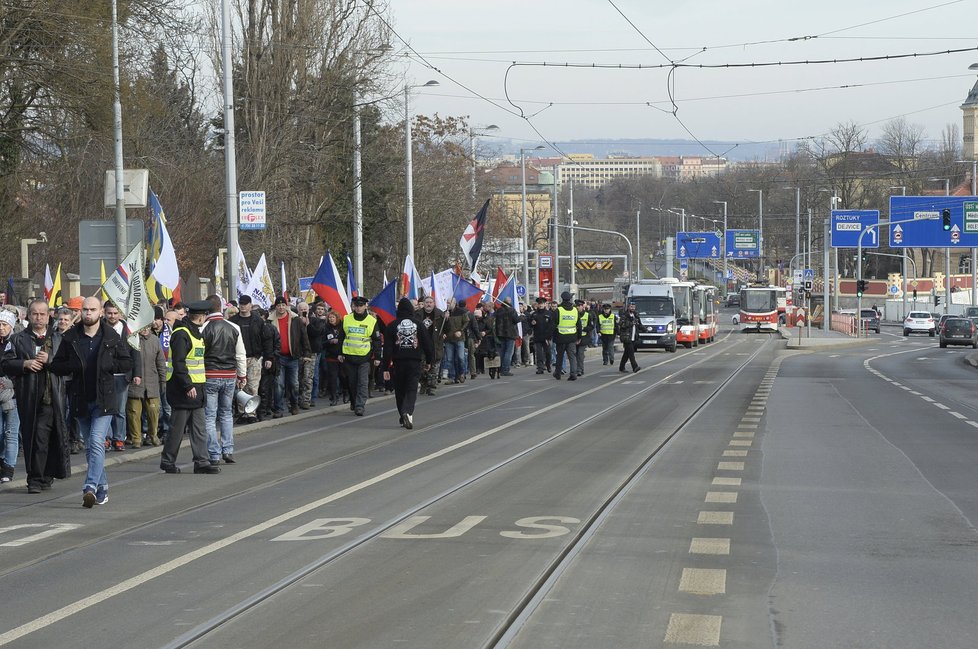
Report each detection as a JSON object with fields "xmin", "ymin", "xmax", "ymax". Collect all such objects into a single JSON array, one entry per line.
[{"xmin": 2, "ymin": 324, "xmax": 977, "ymax": 649}]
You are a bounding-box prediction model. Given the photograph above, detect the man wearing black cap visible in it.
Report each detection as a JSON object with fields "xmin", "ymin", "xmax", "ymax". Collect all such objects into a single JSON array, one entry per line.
[
  {"xmin": 161, "ymin": 300, "xmax": 219, "ymax": 474},
  {"xmin": 550, "ymin": 291, "xmax": 581, "ymax": 380},
  {"xmin": 574, "ymin": 299, "xmax": 592, "ymax": 376},
  {"xmin": 529, "ymin": 297, "xmax": 553, "ymax": 374},
  {"xmin": 382, "ymin": 298, "xmax": 433, "ymax": 429},
  {"xmin": 229, "ymin": 294, "xmax": 272, "ymax": 422},
  {"xmin": 338, "ymin": 296, "xmax": 381, "ymax": 416}
]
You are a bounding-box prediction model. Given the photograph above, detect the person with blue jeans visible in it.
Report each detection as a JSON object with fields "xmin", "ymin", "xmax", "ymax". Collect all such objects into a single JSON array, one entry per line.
[
  {"xmin": 0, "ymin": 310, "xmax": 19, "ymax": 483},
  {"xmin": 494, "ymin": 298, "xmax": 520, "ymax": 377},
  {"xmin": 102, "ymin": 301, "xmax": 139, "ymax": 451},
  {"xmin": 444, "ymin": 304, "xmax": 469, "ymax": 382},
  {"xmin": 49, "ymin": 297, "xmax": 132, "ymax": 507},
  {"xmin": 269, "ymin": 296, "xmax": 310, "ymax": 417},
  {"xmin": 201, "ymin": 296, "xmax": 246, "ymax": 464}
]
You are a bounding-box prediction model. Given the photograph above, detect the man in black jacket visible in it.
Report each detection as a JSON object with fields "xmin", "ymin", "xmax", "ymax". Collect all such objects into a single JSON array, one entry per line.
[
  {"xmin": 529, "ymin": 297, "xmax": 553, "ymax": 374},
  {"xmin": 382, "ymin": 298, "xmax": 434, "ymax": 430},
  {"xmin": 48, "ymin": 297, "xmax": 133, "ymax": 507},
  {"xmin": 494, "ymin": 297, "xmax": 519, "ymax": 377},
  {"xmin": 2, "ymin": 299, "xmax": 71, "ymax": 495},
  {"xmin": 550, "ymin": 291, "xmax": 581, "ymax": 381},
  {"xmin": 618, "ymin": 302, "xmax": 641, "ymax": 373},
  {"xmin": 229, "ymin": 295, "xmax": 271, "ymax": 421}
]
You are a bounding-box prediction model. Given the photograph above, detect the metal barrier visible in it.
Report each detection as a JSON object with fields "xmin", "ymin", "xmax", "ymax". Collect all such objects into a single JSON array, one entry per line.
[{"xmin": 831, "ymin": 312, "xmax": 858, "ymax": 337}]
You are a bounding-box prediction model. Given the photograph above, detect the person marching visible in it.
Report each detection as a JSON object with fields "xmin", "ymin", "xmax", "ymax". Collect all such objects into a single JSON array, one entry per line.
[
  {"xmin": 416, "ymin": 297, "xmax": 444, "ymax": 396},
  {"xmin": 160, "ymin": 300, "xmax": 220, "ymax": 474},
  {"xmin": 574, "ymin": 300, "xmax": 593, "ymax": 376},
  {"xmin": 597, "ymin": 303, "xmax": 619, "ymax": 366},
  {"xmin": 551, "ymin": 291, "xmax": 581, "ymax": 381},
  {"xmin": 338, "ymin": 296, "xmax": 381, "ymax": 416},
  {"xmin": 529, "ymin": 296, "xmax": 553, "ymax": 374},
  {"xmin": 382, "ymin": 298, "xmax": 433, "ymax": 430},
  {"xmin": 618, "ymin": 301, "xmax": 641, "ymax": 373}
]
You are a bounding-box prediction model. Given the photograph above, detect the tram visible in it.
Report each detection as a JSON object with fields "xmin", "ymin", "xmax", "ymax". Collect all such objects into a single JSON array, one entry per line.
[
  {"xmin": 738, "ymin": 285, "xmax": 786, "ymax": 331},
  {"xmin": 695, "ymin": 285, "xmax": 718, "ymax": 343},
  {"xmin": 672, "ymin": 281, "xmax": 700, "ymax": 348}
]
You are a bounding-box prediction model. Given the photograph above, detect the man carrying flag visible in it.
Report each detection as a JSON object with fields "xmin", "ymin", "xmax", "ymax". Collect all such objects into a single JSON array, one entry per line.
[{"xmin": 459, "ymin": 199, "xmax": 490, "ymax": 273}]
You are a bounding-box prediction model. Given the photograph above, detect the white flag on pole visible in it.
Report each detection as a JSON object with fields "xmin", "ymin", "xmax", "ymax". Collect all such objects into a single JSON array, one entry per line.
[{"xmin": 102, "ymin": 245, "xmax": 155, "ymax": 349}]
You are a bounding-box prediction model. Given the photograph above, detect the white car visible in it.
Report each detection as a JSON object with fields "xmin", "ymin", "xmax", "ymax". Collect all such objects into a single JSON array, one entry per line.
[{"xmin": 903, "ymin": 311, "xmax": 936, "ymax": 337}]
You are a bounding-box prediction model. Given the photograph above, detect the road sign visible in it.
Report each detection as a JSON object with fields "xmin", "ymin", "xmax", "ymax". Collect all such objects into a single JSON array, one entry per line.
[
  {"xmin": 516, "ymin": 284, "xmax": 526, "ymax": 297},
  {"xmin": 725, "ymin": 229, "xmax": 759, "ymax": 258},
  {"xmin": 239, "ymin": 190, "xmax": 267, "ymax": 230},
  {"xmin": 889, "ymin": 285, "xmax": 899, "ymax": 295},
  {"xmin": 793, "ymin": 269, "xmax": 803, "ymax": 286},
  {"xmin": 676, "ymin": 231, "xmax": 722, "ymax": 259},
  {"xmin": 889, "ymin": 195, "xmax": 978, "ymax": 248},
  {"xmin": 538, "ymin": 253, "xmax": 553, "ymax": 269},
  {"xmin": 831, "ymin": 210, "xmax": 879, "ymax": 248}
]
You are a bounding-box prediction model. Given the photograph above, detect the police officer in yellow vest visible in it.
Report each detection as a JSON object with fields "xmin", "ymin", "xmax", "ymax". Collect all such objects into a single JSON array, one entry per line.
[
  {"xmin": 160, "ymin": 300, "xmax": 219, "ymax": 474},
  {"xmin": 338, "ymin": 296, "xmax": 382, "ymax": 416},
  {"xmin": 597, "ymin": 303, "xmax": 618, "ymax": 365},
  {"xmin": 551, "ymin": 291, "xmax": 582, "ymax": 381}
]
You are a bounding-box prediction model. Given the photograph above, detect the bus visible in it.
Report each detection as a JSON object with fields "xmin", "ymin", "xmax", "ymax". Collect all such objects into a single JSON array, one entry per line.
[
  {"xmin": 672, "ymin": 281, "xmax": 700, "ymax": 348},
  {"xmin": 738, "ymin": 285, "xmax": 786, "ymax": 331},
  {"xmin": 695, "ymin": 285, "xmax": 718, "ymax": 343}
]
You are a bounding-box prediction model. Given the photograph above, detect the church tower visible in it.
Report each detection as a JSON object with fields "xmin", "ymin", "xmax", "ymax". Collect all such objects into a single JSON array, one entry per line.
[{"xmin": 964, "ymin": 77, "xmax": 978, "ymax": 160}]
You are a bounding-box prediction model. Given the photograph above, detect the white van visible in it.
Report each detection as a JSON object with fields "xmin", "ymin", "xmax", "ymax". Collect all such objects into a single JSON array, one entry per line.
[{"xmin": 625, "ymin": 280, "xmax": 678, "ymax": 352}]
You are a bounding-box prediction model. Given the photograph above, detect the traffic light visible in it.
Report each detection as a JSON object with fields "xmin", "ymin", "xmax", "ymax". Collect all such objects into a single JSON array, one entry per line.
[
  {"xmin": 942, "ymin": 208, "xmax": 952, "ymax": 231},
  {"xmin": 856, "ymin": 279, "xmax": 867, "ymax": 297},
  {"xmin": 935, "ymin": 294, "xmax": 941, "ymax": 306}
]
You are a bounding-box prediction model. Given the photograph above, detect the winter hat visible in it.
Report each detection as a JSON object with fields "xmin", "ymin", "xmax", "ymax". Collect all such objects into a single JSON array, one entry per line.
[
  {"xmin": 396, "ymin": 297, "xmax": 414, "ymax": 317},
  {"xmin": 0, "ymin": 310, "xmax": 16, "ymax": 327}
]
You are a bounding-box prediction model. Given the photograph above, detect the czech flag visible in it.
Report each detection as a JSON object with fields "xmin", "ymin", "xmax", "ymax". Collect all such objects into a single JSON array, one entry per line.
[
  {"xmin": 494, "ymin": 271, "xmax": 519, "ymax": 309},
  {"xmin": 400, "ymin": 254, "xmax": 423, "ymax": 300},
  {"xmin": 451, "ymin": 273, "xmax": 486, "ymax": 312},
  {"xmin": 311, "ymin": 251, "xmax": 351, "ymax": 317},
  {"xmin": 370, "ymin": 279, "xmax": 398, "ymax": 326},
  {"xmin": 492, "ymin": 265, "xmax": 507, "ymax": 299}
]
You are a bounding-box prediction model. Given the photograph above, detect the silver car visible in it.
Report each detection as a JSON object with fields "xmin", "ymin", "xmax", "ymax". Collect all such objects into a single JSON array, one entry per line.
[{"xmin": 903, "ymin": 311, "xmax": 935, "ymax": 337}]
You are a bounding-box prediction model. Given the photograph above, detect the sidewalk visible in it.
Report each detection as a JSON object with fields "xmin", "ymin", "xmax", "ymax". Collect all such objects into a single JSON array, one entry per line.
[{"xmin": 780, "ymin": 325, "xmax": 878, "ymax": 350}]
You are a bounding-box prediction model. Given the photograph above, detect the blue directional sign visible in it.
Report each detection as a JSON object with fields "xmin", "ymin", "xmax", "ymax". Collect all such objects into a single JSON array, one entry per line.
[
  {"xmin": 725, "ymin": 229, "xmax": 759, "ymax": 258},
  {"xmin": 831, "ymin": 210, "xmax": 879, "ymax": 248},
  {"xmin": 889, "ymin": 195, "xmax": 978, "ymax": 248},
  {"xmin": 676, "ymin": 231, "xmax": 722, "ymax": 259}
]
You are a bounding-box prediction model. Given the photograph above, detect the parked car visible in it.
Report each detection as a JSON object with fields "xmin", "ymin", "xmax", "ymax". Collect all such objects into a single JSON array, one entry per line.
[
  {"xmin": 859, "ymin": 309, "xmax": 881, "ymax": 334},
  {"xmin": 965, "ymin": 306, "xmax": 978, "ymax": 318},
  {"xmin": 903, "ymin": 311, "xmax": 936, "ymax": 337},
  {"xmin": 937, "ymin": 314, "xmax": 955, "ymax": 334},
  {"xmin": 939, "ymin": 317, "xmax": 978, "ymax": 348},
  {"xmin": 725, "ymin": 294, "xmax": 740, "ymax": 307}
]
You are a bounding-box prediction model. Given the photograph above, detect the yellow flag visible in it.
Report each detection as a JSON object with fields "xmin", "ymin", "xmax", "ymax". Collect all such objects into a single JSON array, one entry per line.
[
  {"xmin": 100, "ymin": 261, "xmax": 109, "ymax": 302},
  {"xmin": 48, "ymin": 263, "xmax": 63, "ymax": 308}
]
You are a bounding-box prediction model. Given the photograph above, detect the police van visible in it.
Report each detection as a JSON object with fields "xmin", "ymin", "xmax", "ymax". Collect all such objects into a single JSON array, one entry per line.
[{"xmin": 625, "ymin": 279, "xmax": 678, "ymax": 353}]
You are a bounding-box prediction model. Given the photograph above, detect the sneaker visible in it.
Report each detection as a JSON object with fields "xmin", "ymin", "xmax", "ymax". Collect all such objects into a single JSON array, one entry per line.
[
  {"xmin": 0, "ymin": 463, "xmax": 13, "ymax": 483},
  {"xmin": 568, "ymin": 375, "xmax": 577, "ymax": 381},
  {"xmin": 28, "ymin": 483, "xmax": 43, "ymax": 494},
  {"xmin": 222, "ymin": 454, "xmax": 236, "ymax": 464},
  {"xmin": 403, "ymin": 413, "xmax": 413, "ymax": 430},
  {"xmin": 289, "ymin": 405, "xmax": 299, "ymax": 416},
  {"xmin": 355, "ymin": 408, "xmax": 364, "ymax": 416},
  {"xmin": 160, "ymin": 464, "xmax": 181, "ymax": 474},
  {"xmin": 95, "ymin": 487, "xmax": 108, "ymax": 505},
  {"xmin": 113, "ymin": 440, "xmax": 125, "ymax": 452},
  {"xmin": 82, "ymin": 488, "xmax": 96, "ymax": 508},
  {"xmin": 399, "ymin": 414, "xmax": 405, "ymax": 427},
  {"xmin": 272, "ymin": 411, "xmax": 284, "ymax": 419},
  {"xmin": 632, "ymin": 366, "xmax": 641, "ymax": 373}
]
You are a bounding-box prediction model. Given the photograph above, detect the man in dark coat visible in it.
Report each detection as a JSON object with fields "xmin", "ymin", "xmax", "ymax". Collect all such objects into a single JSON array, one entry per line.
[
  {"xmin": 618, "ymin": 301, "xmax": 641, "ymax": 373},
  {"xmin": 1, "ymin": 299, "xmax": 70, "ymax": 494},
  {"xmin": 494, "ymin": 297, "xmax": 520, "ymax": 377},
  {"xmin": 529, "ymin": 297, "xmax": 553, "ymax": 374},
  {"xmin": 416, "ymin": 296, "xmax": 444, "ymax": 395},
  {"xmin": 382, "ymin": 298, "xmax": 434, "ymax": 430},
  {"xmin": 48, "ymin": 297, "xmax": 133, "ymax": 507}
]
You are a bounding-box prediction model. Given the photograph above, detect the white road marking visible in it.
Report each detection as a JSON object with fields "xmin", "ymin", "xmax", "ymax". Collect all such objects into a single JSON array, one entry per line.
[
  {"xmin": 722, "ymin": 450, "xmax": 748, "ymax": 458},
  {"xmin": 689, "ymin": 538, "xmax": 730, "ymax": 555},
  {"xmin": 934, "ymin": 403, "xmax": 950, "ymax": 410},
  {"xmin": 664, "ymin": 613, "xmax": 722, "ymax": 646},
  {"xmin": 967, "ymin": 421, "xmax": 978, "ymax": 429},
  {"xmin": 0, "ymin": 523, "xmax": 82, "ymax": 548},
  {"xmin": 679, "ymin": 568, "xmax": 727, "ymax": 595},
  {"xmin": 717, "ymin": 461, "xmax": 745, "ymax": 471},
  {"xmin": 712, "ymin": 477, "xmax": 742, "ymax": 486},
  {"xmin": 705, "ymin": 491, "xmax": 739, "ymax": 502},
  {"xmin": 697, "ymin": 511, "xmax": 734, "ymax": 525},
  {"xmin": 920, "ymin": 396, "xmax": 936, "ymax": 403},
  {"xmin": 728, "ymin": 440, "xmax": 752, "ymax": 447},
  {"xmin": 950, "ymin": 412, "xmax": 967, "ymax": 419}
]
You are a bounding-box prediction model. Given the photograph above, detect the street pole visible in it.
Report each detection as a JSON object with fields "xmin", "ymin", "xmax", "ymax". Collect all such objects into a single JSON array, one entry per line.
[
  {"xmin": 110, "ymin": 0, "xmax": 128, "ymax": 265},
  {"xmin": 794, "ymin": 187, "xmax": 801, "ymax": 264},
  {"xmin": 748, "ymin": 189, "xmax": 764, "ymax": 281},
  {"xmin": 353, "ymin": 95, "xmax": 363, "ymax": 292},
  {"xmin": 635, "ymin": 207, "xmax": 641, "ymax": 280},
  {"xmin": 404, "ymin": 83, "xmax": 414, "ymax": 260},
  {"xmin": 823, "ymin": 217, "xmax": 830, "ymax": 331},
  {"xmin": 569, "ymin": 180, "xmax": 576, "ymax": 290},
  {"xmin": 520, "ymin": 148, "xmax": 530, "ymax": 299},
  {"xmin": 221, "ymin": 0, "xmax": 239, "ymax": 296},
  {"xmin": 552, "ymin": 166, "xmax": 559, "ymax": 294}
]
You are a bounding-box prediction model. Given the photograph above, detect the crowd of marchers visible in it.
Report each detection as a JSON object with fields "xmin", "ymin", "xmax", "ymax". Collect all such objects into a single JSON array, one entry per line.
[{"xmin": 0, "ymin": 289, "xmax": 643, "ymax": 508}]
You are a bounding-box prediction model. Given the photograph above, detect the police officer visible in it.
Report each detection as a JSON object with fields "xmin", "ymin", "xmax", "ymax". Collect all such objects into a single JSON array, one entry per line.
[
  {"xmin": 160, "ymin": 300, "xmax": 219, "ymax": 474},
  {"xmin": 529, "ymin": 297, "xmax": 553, "ymax": 374},
  {"xmin": 551, "ymin": 292, "xmax": 581, "ymax": 381},
  {"xmin": 618, "ymin": 301, "xmax": 641, "ymax": 373},
  {"xmin": 338, "ymin": 296, "xmax": 381, "ymax": 416},
  {"xmin": 575, "ymin": 300, "xmax": 592, "ymax": 376},
  {"xmin": 597, "ymin": 303, "xmax": 618, "ymax": 365}
]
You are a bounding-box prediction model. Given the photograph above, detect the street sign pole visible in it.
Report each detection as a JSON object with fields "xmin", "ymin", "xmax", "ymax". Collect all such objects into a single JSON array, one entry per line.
[{"xmin": 823, "ymin": 218, "xmax": 830, "ymax": 332}]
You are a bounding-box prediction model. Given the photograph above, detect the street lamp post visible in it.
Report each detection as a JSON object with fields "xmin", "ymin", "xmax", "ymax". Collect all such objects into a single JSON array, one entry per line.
[
  {"xmin": 635, "ymin": 206, "xmax": 641, "ymax": 280},
  {"xmin": 521, "ymin": 145, "xmax": 545, "ymax": 297},
  {"xmin": 929, "ymin": 177, "xmax": 951, "ymax": 313},
  {"xmin": 748, "ymin": 189, "xmax": 763, "ymax": 280},
  {"xmin": 404, "ymin": 80, "xmax": 440, "ymax": 261},
  {"xmin": 954, "ymin": 160, "xmax": 978, "ymax": 305},
  {"xmin": 712, "ymin": 201, "xmax": 727, "ymax": 294},
  {"xmin": 890, "ymin": 186, "xmax": 908, "ymax": 320}
]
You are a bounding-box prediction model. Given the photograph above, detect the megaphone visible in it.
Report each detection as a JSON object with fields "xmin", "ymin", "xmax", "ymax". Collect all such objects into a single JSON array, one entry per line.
[{"xmin": 234, "ymin": 390, "xmax": 260, "ymax": 415}]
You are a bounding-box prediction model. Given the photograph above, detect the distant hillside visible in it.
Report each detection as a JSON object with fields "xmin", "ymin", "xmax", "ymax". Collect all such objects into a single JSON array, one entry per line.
[{"xmin": 499, "ymin": 138, "xmax": 787, "ymax": 162}]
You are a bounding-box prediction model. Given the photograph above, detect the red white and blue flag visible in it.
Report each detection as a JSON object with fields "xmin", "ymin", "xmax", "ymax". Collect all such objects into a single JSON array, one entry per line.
[
  {"xmin": 400, "ymin": 254, "xmax": 423, "ymax": 300},
  {"xmin": 311, "ymin": 251, "xmax": 351, "ymax": 317},
  {"xmin": 369, "ymin": 279, "xmax": 398, "ymax": 326},
  {"xmin": 459, "ymin": 199, "xmax": 490, "ymax": 272},
  {"xmin": 451, "ymin": 273, "xmax": 486, "ymax": 312},
  {"xmin": 494, "ymin": 271, "xmax": 518, "ymax": 309}
]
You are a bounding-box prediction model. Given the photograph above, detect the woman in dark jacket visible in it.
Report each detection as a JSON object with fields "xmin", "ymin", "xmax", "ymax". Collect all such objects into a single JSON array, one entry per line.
[
  {"xmin": 382, "ymin": 298, "xmax": 433, "ymax": 429},
  {"xmin": 321, "ymin": 310, "xmax": 345, "ymax": 406},
  {"xmin": 474, "ymin": 304, "xmax": 498, "ymax": 377}
]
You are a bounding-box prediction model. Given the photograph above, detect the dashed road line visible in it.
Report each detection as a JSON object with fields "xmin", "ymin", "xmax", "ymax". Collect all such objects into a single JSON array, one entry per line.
[
  {"xmin": 697, "ymin": 511, "xmax": 734, "ymax": 525},
  {"xmin": 689, "ymin": 538, "xmax": 730, "ymax": 555},
  {"xmin": 717, "ymin": 461, "xmax": 745, "ymax": 471},
  {"xmin": 705, "ymin": 491, "xmax": 739, "ymax": 502},
  {"xmin": 664, "ymin": 613, "xmax": 722, "ymax": 646},
  {"xmin": 712, "ymin": 477, "xmax": 742, "ymax": 486},
  {"xmin": 679, "ymin": 568, "xmax": 727, "ymax": 595}
]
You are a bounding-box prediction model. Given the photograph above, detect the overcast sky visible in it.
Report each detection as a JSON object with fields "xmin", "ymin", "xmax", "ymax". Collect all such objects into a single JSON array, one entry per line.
[{"xmin": 385, "ymin": 0, "xmax": 978, "ymax": 154}]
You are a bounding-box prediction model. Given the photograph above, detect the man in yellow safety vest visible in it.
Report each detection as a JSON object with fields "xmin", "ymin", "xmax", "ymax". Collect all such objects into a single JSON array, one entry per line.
[
  {"xmin": 597, "ymin": 303, "xmax": 618, "ymax": 365},
  {"xmin": 551, "ymin": 291, "xmax": 581, "ymax": 381},
  {"xmin": 338, "ymin": 296, "xmax": 382, "ymax": 416}
]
